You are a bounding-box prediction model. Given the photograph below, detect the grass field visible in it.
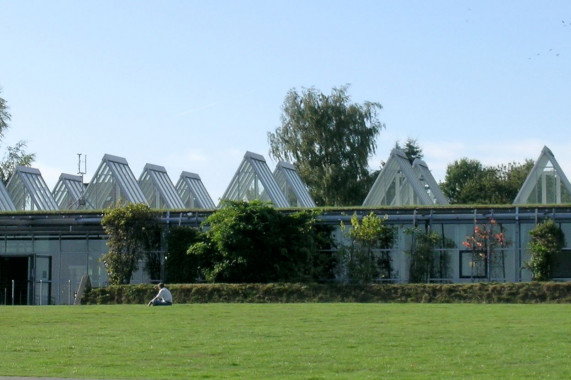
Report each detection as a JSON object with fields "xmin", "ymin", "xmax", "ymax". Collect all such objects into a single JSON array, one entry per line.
[{"xmin": 0, "ymin": 304, "xmax": 570, "ymax": 379}]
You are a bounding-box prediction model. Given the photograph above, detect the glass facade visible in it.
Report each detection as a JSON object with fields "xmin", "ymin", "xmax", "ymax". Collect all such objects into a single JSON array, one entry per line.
[
  {"xmin": 0, "ymin": 207, "xmax": 570, "ymax": 304},
  {"xmin": 0, "ymin": 233, "xmax": 117, "ymax": 306}
]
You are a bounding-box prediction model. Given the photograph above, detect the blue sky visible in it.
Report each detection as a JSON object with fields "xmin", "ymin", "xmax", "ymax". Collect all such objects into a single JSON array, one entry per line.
[{"xmin": 1, "ymin": 1, "xmax": 570, "ymax": 203}]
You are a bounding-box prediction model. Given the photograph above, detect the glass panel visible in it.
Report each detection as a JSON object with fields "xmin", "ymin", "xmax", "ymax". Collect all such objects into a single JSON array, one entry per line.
[
  {"xmin": 460, "ymin": 250, "xmax": 486, "ymax": 278},
  {"xmin": 88, "ymin": 237, "xmax": 108, "ymax": 288},
  {"xmin": 6, "ymin": 239, "xmax": 33, "ymax": 253},
  {"xmin": 61, "ymin": 252, "xmax": 87, "ymax": 300},
  {"xmin": 88, "ymin": 251, "xmax": 108, "ymax": 288},
  {"xmin": 551, "ymin": 249, "xmax": 571, "ymax": 278},
  {"xmin": 34, "ymin": 256, "xmax": 51, "ymax": 305},
  {"xmin": 559, "ymin": 223, "xmax": 571, "ymax": 248},
  {"xmin": 61, "ymin": 238, "xmax": 87, "ymax": 253},
  {"xmin": 520, "ymin": 223, "xmax": 536, "ymax": 249},
  {"xmin": 34, "ymin": 238, "xmax": 60, "ymax": 253}
]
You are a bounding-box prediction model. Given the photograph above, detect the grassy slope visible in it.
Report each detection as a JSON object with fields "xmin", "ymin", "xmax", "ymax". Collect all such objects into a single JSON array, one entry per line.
[{"xmin": 0, "ymin": 304, "xmax": 570, "ymax": 379}]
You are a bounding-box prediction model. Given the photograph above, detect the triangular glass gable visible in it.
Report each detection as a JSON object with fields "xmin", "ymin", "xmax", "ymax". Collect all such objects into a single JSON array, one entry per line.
[
  {"xmin": 81, "ymin": 154, "xmax": 148, "ymax": 209},
  {"xmin": 412, "ymin": 159, "xmax": 449, "ymax": 205},
  {"xmin": 139, "ymin": 164, "xmax": 185, "ymax": 210},
  {"xmin": 513, "ymin": 146, "xmax": 571, "ymax": 204},
  {"xmin": 175, "ymin": 171, "xmax": 216, "ymax": 209},
  {"xmin": 220, "ymin": 151, "xmax": 289, "ymax": 207},
  {"xmin": 362, "ymin": 149, "xmax": 434, "ymax": 206},
  {"xmin": 6, "ymin": 166, "xmax": 59, "ymax": 211},
  {"xmin": 273, "ymin": 161, "xmax": 316, "ymax": 208},
  {"xmin": 52, "ymin": 173, "xmax": 86, "ymax": 210},
  {"xmin": 0, "ymin": 180, "xmax": 16, "ymax": 211}
]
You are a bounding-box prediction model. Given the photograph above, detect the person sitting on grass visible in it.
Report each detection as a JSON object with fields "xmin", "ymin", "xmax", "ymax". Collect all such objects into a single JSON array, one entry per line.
[{"xmin": 147, "ymin": 282, "xmax": 173, "ymax": 306}]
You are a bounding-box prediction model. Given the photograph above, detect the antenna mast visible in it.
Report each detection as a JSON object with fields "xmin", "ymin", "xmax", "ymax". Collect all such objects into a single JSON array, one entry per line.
[{"xmin": 77, "ymin": 153, "xmax": 87, "ymax": 182}]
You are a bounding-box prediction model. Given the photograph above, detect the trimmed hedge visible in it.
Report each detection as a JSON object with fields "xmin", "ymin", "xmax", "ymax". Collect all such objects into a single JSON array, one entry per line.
[{"xmin": 82, "ymin": 282, "xmax": 571, "ymax": 304}]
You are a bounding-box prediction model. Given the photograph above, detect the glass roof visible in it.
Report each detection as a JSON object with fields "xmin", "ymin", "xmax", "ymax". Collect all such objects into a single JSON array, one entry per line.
[
  {"xmin": 52, "ymin": 173, "xmax": 85, "ymax": 209},
  {"xmin": 176, "ymin": 171, "xmax": 216, "ymax": 209},
  {"xmin": 6, "ymin": 166, "xmax": 59, "ymax": 211},
  {"xmin": 6, "ymin": 148, "xmax": 570, "ymax": 212},
  {"xmin": 139, "ymin": 164, "xmax": 185, "ymax": 209},
  {"xmin": 80, "ymin": 154, "xmax": 147, "ymax": 209},
  {"xmin": 220, "ymin": 151, "xmax": 289, "ymax": 208},
  {"xmin": 273, "ymin": 161, "xmax": 316, "ymax": 208},
  {"xmin": 0, "ymin": 181, "xmax": 16, "ymax": 211},
  {"xmin": 412, "ymin": 159, "xmax": 449, "ymax": 205},
  {"xmin": 363, "ymin": 149, "xmax": 442, "ymax": 206},
  {"xmin": 514, "ymin": 146, "xmax": 571, "ymax": 204}
]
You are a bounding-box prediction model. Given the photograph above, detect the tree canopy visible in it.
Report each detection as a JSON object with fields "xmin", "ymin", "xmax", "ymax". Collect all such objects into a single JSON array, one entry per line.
[
  {"xmin": 395, "ymin": 138, "xmax": 423, "ymax": 164},
  {"xmin": 0, "ymin": 89, "xmax": 35, "ymax": 183},
  {"xmin": 268, "ymin": 85, "xmax": 384, "ymax": 206},
  {"xmin": 441, "ymin": 158, "xmax": 534, "ymax": 204}
]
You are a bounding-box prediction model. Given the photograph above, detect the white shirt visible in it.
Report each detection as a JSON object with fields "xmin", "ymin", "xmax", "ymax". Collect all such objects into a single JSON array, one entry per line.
[{"xmin": 156, "ymin": 287, "xmax": 173, "ymax": 303}]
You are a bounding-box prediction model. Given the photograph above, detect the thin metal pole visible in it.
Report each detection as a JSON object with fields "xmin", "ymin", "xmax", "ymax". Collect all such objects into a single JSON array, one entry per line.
[
  {"xmin": 11, "ymin": 279, "xmax": 14, "ymax": 305},
  {"xmin": 40, "ymin": 280, "xmax": 43, "ymax": 306},
  {"xmin": 68, "ymin": 280, "xmax": 72, "ymax": 305}
]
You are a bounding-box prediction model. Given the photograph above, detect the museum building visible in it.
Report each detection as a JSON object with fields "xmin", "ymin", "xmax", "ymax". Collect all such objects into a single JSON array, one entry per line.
[{"xmin": 1, "ymin": 147, "xmax": 570, "ymax": 305}]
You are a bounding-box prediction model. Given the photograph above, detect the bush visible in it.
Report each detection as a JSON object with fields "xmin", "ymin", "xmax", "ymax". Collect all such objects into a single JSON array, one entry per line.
[
  {"xmin": 188, "ymin": 200, "xmax": 334, "ymax": 283},
  {"xmin": 525, "ymin": 219, "xmax": 565, "ymax": 281},
  {"xmin": 82, "ymin": 282, "xmax": 571, "ymax": 305},
  {"xmin": 165, "ymin": 227, "xmax": 202, "ymax": 283}
]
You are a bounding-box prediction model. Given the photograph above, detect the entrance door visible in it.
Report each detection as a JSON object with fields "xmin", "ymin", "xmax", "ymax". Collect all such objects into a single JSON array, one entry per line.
[
  {"xmin": 33, "ymin": 255, "xmax": 52, "ymax": 305},
  {"xmin": 0, "ymin": 256, "xmax": 29, "ymax": 305}
]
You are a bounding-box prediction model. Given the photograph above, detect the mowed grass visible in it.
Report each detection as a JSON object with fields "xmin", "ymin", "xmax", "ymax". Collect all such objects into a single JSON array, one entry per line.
[{"xmin": 0, "ymin": 304, "xmax": 570, "ymax": 379}]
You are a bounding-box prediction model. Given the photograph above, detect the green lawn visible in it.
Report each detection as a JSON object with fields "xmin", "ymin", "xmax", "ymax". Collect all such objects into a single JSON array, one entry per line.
[{"xmin": 0, "ymin": 304, "xmax": 569, "ymax": 379}]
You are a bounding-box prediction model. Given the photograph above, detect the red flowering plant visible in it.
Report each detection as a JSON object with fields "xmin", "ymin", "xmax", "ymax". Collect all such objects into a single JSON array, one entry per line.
[{"xmin": 462, "ymin": 218, "xmax": 509, "ymax": 281}]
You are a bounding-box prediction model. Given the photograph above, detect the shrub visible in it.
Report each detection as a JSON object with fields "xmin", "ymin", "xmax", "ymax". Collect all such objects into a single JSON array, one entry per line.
[
  {"xmin": 188, "ymin": 201, "xmax": 334, "ymax": 283},
  {"xmin": 82, "ymin": 282, "xmax": 571, "ymax": 304},
  {"xmin": 525, "ymin": 219, "xmax": 565, "ymax": 281}
]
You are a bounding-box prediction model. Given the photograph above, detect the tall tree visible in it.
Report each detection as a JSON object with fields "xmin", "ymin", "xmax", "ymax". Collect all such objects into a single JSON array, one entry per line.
[
  {"xmin": 268, "ymin": 85, "xmax": 384, "ymax": 206},
  {"xmin": 441, "ymin": 158, "xmax": 533, "ymax": 204},
  {"xmin": 395, "ymin": 138, "xmax": 423, "ymax": 164},
  {"xmin": 0, "ymin": 89, "xmax": 10, "ymax": 133},
  {"xmin": 0, "ymin": 89, "xmax": 35, "ymax": 183}
]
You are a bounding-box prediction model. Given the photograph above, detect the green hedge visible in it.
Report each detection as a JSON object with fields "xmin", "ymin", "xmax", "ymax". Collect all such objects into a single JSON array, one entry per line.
[{"xmin": 82, "ymin": 282, "xmax": 571, "ymax": 304}]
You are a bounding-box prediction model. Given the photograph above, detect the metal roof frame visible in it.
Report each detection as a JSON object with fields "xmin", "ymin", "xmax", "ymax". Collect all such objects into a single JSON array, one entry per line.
[
  {"xmin": 412, "ymin": 159, "xmax": 449, "ymax": 205},
  {"xmin": 513, "ymin": 146, "xmax": 571, "ymax": 204},
  {"xmin": 363, "ymin": 149, "xmax": 436, "ymax": 206},
  {"xmin": 175, "ymin": 171, "xmax": 216, "ymax": 209},
  {"xmin": 0, "ymin": 180, "xmax": 16, "ymax": 211},
  {"xmin": 52, "ymin": 173, "xmax": 85, "ymax": 210},
  {"xmin": 81, "ymin": 154, "xmax": 147, "ymax": 209},
  {"xmin": 220, "ymin": 151, "xmax": 289, "ymax": 208},
  {"xmin": 6, "ymin": 166, "xmax": 59, "ymax": 211},
  {"xmin": 273, "ymin": 161, "xmax": 316, "ymax": 208},
  {"xmin": 139, "ymin": 164, "xmax": 185, "ymax": 209}
]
